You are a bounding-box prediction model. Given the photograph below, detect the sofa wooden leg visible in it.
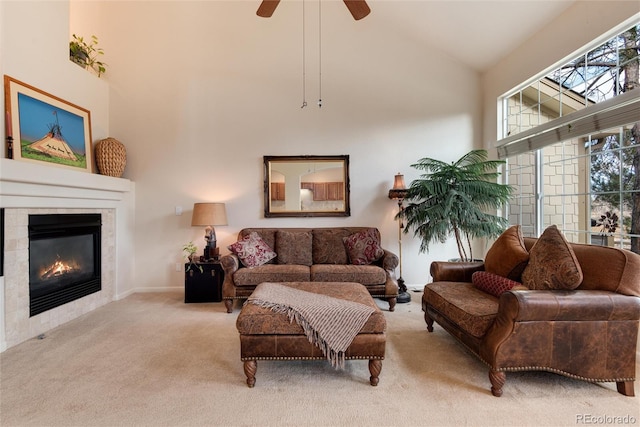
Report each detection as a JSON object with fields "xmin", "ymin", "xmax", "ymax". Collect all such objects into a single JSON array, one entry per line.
[
  {"xmin": 424, "ymin": 311, "xmax": 434, "ymax": 332},
  {"xmin": 388, "ymin": 297, "xmax": 396, "ymax": 312},
  {"xmin": 244, "ymin": 360, "xmax": 257, "ymax": 388},
  {"xmin": 369, "ymin": 359, "xmax": 382, "ymax": 386},
  {"xmin": 616, "ymin": 381, "xmax": 635, "ymax": 396},
  {"xmin": 224, "ymin": 299, "xmax": 233, "ymax": 313},
  {"xmin": 489, "ymin": 369, "xmax": 505, "ymax": 397}
]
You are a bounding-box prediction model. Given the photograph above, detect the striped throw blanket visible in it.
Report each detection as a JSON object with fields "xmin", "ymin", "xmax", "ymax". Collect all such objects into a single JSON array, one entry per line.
[{"xmin": 246, "ymin": 283, "xmax": 376, "ymax": 368}]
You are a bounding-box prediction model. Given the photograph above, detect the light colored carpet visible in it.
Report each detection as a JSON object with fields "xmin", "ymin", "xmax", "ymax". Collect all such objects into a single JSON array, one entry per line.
[{"xmin": 1, "ymin": 291, "xmax": 638, "ymax": 427}]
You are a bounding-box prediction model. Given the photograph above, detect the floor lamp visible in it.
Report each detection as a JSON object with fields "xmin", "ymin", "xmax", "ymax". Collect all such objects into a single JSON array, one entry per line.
[{"xmin": 388, "ymin": 173, "xmax": 411, "ymax": 303}]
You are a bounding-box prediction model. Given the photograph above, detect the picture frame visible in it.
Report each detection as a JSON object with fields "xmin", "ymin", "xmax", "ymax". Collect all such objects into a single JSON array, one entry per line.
[
  {"xmin": 264, "ymin": 155, "xmax": 351, "ymax": 218},
  {"xmin": 4, "ymin": 75, "xmax": 93, "ymax": 173}
]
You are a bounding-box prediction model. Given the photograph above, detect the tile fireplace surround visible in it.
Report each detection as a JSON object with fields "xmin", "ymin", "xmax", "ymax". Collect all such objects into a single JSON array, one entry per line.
[{"xmin": 0, "ymin": 158, "xmax": 134, "ymax": 352}]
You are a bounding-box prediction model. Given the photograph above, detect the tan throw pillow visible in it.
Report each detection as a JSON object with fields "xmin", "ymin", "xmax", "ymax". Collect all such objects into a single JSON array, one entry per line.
[
  {"xmin": 275, "ymin": 230, "xmax": 313, "ymax": 266},
  {"xmin": 343, "ymin": 228, "xmax": 384, "ymax": 265},
  {"xmin": 521, "ymin": 225, "xmax": 583, "ymax": 290},
  {"xmin": 484, "ymin": 225, "xmax": 529, "ymax": 280}
]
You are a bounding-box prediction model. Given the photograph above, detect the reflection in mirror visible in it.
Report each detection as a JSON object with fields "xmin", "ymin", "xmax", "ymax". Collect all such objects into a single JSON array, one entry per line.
[{"xmin": 264, "ymin": 155, "xmax": 350, "ymax": 217}]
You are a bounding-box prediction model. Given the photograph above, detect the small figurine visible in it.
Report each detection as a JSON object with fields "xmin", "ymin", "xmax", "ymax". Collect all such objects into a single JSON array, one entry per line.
[{"xmin": 204, "ymin": 226, "xmax": 217, "ymax": 260}]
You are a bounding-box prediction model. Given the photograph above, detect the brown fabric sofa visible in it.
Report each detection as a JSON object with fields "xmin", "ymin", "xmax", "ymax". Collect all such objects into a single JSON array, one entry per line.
[
  {"xmin": 220, "ymin": 227, "xmax": 399, "ymax": 313},
  {"xmin": 423, "ymin": 233, "xmax": 640, "ymax": 397}
]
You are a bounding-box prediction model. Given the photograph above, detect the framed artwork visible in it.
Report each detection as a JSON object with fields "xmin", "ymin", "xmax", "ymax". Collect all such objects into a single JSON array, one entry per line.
[
  {"xmin": 264, "ymin": 155, "xmax": 351, "ymax": 218},
  {"xmin": 4, "ymin": 75, "xmax": 93, "ymax": 172}
]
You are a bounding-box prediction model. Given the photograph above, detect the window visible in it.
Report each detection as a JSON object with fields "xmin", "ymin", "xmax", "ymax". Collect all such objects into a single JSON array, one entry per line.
[{"xmin": 497, "ymin": 20, "xmax": 640, "ymax": 254}]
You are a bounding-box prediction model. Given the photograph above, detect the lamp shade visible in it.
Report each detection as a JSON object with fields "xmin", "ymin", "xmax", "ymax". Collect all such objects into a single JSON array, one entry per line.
[
  {"xmin": 388, "ymin": 173, "xmax": 408, "ymax": 200},
  {"xmin": 191, "ymin": 203, "xmax": 228, "ymax": 227}
]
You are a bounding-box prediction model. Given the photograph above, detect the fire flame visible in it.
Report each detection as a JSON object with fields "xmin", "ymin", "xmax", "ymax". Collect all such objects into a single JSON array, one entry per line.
[{"xmin": 40, "ymin": 255, "xmax": 78, "ymax": 280}]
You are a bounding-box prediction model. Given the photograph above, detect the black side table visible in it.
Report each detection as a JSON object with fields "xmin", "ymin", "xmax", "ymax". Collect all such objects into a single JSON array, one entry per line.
[{"xmin": 184, "ymin": 261, "xmax": 224, "ymax": 303}]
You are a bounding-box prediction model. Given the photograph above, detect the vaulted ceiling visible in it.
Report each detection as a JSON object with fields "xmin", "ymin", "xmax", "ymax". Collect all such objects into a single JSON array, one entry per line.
[{"xmin": 370, "ymin": 0, "xmax": 577, "ymax": 71}]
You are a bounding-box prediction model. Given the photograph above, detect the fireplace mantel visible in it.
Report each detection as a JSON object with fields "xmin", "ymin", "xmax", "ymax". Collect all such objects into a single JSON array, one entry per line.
[
  {"xmin": 1, "ymin": 158, "xmax": 131, "ymax": 207},
  {"xmin": 1, "ymin": 158, "xmax": 135, "ymax": 352}
]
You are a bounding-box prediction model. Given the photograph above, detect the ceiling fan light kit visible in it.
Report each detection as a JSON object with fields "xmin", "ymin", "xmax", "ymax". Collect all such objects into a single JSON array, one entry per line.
[{"xmin": 258, "ymin": 0, "xmax": 369, "ymax": 108}]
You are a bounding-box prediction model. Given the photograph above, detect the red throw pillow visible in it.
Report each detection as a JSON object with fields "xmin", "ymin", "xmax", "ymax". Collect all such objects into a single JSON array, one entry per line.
[
  {"xmin": 343, "ymin": 228, "xmax": 384, "ymax": 265},
  {"xmin": 472, "ymin": 271, "xmax": 521, "ymax": 297},
  {"xmin": 227, "ymin": 232, "xmax": 277, "ymax": 268}
]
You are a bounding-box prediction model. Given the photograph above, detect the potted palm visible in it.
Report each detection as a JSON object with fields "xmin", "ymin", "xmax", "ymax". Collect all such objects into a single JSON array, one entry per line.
[{"xmin": 398, "ymin": 149, "xmax": 513, "ymax": 262}]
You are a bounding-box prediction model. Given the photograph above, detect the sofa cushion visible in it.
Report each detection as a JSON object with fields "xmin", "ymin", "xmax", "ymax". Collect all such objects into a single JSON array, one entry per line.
[
  {"xmin": 484, "ymin": 225, "xmax": 529, "ymax": 280},
  {"xmin": 310, "ymin": 264, "xmax": 387, "ymax": 285},
  {"xmin": 424, "ymin": 282, "xmax": 498, "ymax": 338},
  {"xmin": 227, "ymin": 232, "xmax": 277, "ymax": 268},
  {"xmin": 472, "ymin": 271, "xmax": 520, "ymax": 297},
  {"xmin": 521, "ymin": 225, "xmax": 583, "ymax": 290},
  {"xmin": 343, "ymin": 228, "xmax": 384, "ymax": 265},
  {"xmin": 312, "ymin": 229, "xmax": 351, "ymax": 264},
  {"xmin": 276, "ymin": 230, "xmax": 313, "ymax": 266},
  {"xmin": 233, "ymin": 264, "xmax": 311, "ymax": 286}
]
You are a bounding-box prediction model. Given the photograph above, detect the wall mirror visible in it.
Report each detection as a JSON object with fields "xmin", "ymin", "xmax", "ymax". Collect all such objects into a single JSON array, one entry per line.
[{"xmin": 264, "ymin": 155, "xmax": 350, "ymax": 217}]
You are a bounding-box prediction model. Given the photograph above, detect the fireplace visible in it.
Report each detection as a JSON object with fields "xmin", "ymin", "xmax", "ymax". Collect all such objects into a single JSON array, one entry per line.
[{"xmin": 28, "ymin": 213, "xmax": 102, "ymax": 317}]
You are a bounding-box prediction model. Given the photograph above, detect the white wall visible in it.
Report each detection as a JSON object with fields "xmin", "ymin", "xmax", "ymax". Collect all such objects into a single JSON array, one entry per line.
[{"xmin": 69, "ymin": 1, "xmax": 481, "ymax": 290}]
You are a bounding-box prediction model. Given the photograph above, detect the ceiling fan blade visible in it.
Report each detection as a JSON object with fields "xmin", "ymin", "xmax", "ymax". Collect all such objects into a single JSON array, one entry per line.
[
  {"xmin": 343, "ymin": 0, "xmax": 370, "ymax": 20},
  {"xmin": 257, "ymin": 0, "xmax": 280, "ymax": 18}
]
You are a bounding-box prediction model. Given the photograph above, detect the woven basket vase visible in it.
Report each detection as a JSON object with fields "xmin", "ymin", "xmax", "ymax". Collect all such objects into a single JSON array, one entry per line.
[{"xmin": 95, "ymin": 137, "xmax": 126, "ymax": 177}]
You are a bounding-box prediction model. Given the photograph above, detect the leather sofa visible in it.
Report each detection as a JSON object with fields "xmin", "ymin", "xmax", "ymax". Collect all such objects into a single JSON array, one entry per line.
[
  {"xmin": 423, "ymin": 225, "xmax": 640, "ymax": 397},
  {"xmin": 220, "ymin": 227, "xmax": 399, "ymax": 313}
]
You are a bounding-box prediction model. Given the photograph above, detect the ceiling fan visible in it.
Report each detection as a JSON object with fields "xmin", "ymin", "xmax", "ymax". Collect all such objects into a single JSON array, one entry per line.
[{"xmin": 257, "ymin": 0, "xmax": 371, "ymax": 21}]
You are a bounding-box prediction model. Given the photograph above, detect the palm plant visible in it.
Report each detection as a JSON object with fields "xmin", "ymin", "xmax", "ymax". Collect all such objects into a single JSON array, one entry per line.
[{"xmin": 398, "ymin": 149, "xmax": 513, "ymax": 261}]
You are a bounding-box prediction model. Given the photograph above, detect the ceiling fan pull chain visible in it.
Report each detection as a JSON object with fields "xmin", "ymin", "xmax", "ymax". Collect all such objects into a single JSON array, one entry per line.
[
  {"xmin": 301, "ymin": 0, "xmax": 307, "ymax": 108},
  {"xmin": 317, "ymin": 0, "xmax": 322, "ymax": 108}
]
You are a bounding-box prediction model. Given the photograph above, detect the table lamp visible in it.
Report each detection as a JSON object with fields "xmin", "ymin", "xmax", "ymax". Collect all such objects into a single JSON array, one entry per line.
[{"xmin": 191, "ymin": 202, "xmax": 228, "ymax": 260}]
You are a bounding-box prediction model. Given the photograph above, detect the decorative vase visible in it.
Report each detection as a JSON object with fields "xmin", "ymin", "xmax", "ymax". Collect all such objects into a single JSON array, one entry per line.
[{"xmin": 95, "ymin": 137, "xmax": 126, "ymax": 177}]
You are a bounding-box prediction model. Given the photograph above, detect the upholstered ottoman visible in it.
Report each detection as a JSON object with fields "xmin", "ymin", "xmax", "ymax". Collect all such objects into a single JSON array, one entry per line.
[{"xmin": 236, "ymin": 281, "xmax": 386, "ymax": 387}]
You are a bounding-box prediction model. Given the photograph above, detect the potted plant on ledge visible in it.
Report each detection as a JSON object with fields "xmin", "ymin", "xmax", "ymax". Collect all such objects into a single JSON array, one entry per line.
[
  {"xmin": 398, "ymin": 149, "xmax": 514, "ymax": 262},
  {"xmin": 592, "ymin": 211, "xmax": 618, "ymax": 246},
  {"xmin": 69, "ymin": 34, "xmax": 107, "ymax": 77}
]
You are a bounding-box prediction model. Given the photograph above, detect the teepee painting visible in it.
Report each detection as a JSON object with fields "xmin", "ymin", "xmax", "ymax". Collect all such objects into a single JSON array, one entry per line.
[
  {"xmin": 28, "ymin": 112, "xmax": 78, "ymax": 161},
  {"xmin": 5, "ymin": 75, "xmax": 93, "ymax": 172}
]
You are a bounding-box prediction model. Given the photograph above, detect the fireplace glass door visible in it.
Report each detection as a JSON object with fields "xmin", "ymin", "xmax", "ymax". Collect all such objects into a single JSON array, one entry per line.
[{"xmin": 28, "ymin": 214, "xmax": 101, "ymax": 316}]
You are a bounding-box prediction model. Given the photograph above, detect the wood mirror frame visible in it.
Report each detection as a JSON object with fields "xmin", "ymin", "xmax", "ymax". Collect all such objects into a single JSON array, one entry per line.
[{"xmin": 264, "ymin": 155, "xmax": 351, "ymax": 217}]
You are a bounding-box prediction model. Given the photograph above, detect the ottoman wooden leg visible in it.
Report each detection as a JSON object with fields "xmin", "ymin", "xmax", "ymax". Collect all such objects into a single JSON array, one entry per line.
[
  {"xmin": 244, "ymin": 360, "xmax": 257, "ymax": 388},
  {"xmin": 224, "ymin": 299, "xmax": 233, "ymax": 313},
  {"xmin": 369, "ymin": 359, "xmax": 382, "ymax": 386}
]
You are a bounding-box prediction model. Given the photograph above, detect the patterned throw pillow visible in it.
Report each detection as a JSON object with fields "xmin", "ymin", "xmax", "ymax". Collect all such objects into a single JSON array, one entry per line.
[
  {"xmin": 484, "ymin": 225, "xmax": 529, "ymax": 281},
  {"xmin": 227, "ymin": 232, "xmax": 277, "ymax": 268},
  {"xmin": 472, "ymin": 271, "xmax": 521, "ymax": 297},
  {"xmin": 521, "ymin": 225, "xmax": 583, "ymax": 290},
  {"xmin": 342, "ymin": 228, "xmax": 384, "ymax": 265}
]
